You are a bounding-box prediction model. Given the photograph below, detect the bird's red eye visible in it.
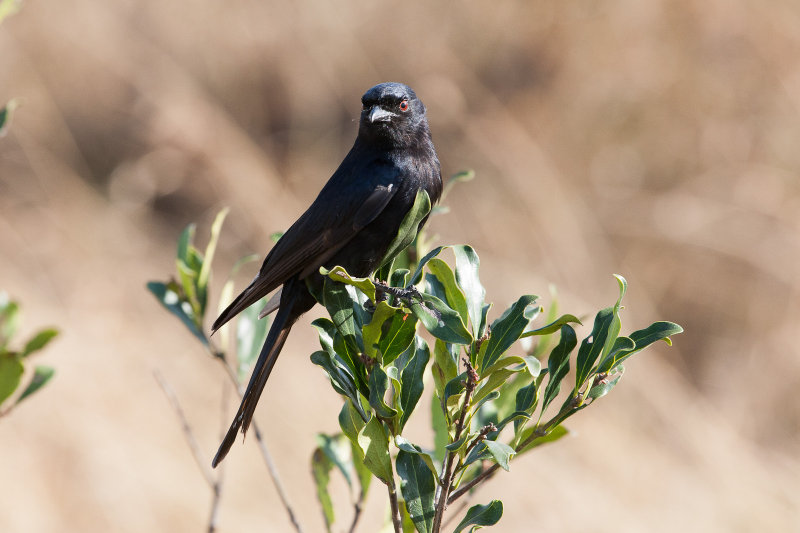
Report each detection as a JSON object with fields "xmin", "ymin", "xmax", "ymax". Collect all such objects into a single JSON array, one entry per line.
[{"xmin": 398, "ymin": 99, "xmax": 409, "ymax": 111}]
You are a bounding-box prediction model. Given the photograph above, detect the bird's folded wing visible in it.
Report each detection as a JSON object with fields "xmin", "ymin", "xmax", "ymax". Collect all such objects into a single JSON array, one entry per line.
[{"xmin": 212, "ymin": 182, "xmax": 397, "ymax": 332}]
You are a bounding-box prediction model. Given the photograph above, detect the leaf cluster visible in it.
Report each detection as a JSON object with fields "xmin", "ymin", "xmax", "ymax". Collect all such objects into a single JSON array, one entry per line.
[{"xmin": 0, "ymin": 292, "xmax": 58, "ymax": 415}]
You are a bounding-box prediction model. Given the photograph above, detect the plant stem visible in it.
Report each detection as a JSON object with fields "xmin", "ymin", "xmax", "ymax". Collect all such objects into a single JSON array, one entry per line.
[
  {"xmin": 213, "ymin": 348, "xmax": 304, "ymax": 533},
  {"xmin": 447, "ymin": 409, "xmax": 574, "ymax": 505},
  {"xmin": 432, "ymin": 358, "xmax": 477, "ymax": 531},
  {"xmin": 388, "ymin": 482, "xmax": 403, "ymax": 533}
]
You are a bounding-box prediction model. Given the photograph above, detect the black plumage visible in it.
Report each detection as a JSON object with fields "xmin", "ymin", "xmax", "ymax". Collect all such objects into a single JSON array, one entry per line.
[{"xmin": 211, "ymin": 82, "xmax": 442, "ymax": 466}]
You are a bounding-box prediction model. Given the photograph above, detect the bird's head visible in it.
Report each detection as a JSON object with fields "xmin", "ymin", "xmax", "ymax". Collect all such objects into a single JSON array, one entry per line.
[{"xmin": 358, "ymin": 82, "xmax": 429, "ymax": 146}]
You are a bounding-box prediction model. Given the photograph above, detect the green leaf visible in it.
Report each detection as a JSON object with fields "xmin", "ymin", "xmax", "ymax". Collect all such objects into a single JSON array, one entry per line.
[
  {"xmin": 399, "ymin": 337, "xmax": 430, "ymax": 430},
  {"xmin": 316, "ymin": 433, "xmax": 354, "ymax": 489},
  {"xmin": 394, "ymin": 436, "xmax": 440, "ymax": 484},
  {"xmin": 407, "ymin": 246, "xmax": 445, "ymax": 287},
  {"xmin": 520, "ymin": 313, "xmax": 582, "ymax": 337},
  {"xmin": 196, "ymin": 207, "xmax": 229, "ymax": 310},
  {"xmin": 17, "ymin": 365, "xmax": 55, "ymax": 403},
  {"xmin": 362, "ymin": 301, "xmax": 397, "ymax": 360},
  {"xmin": 479, "ymin": 295, "xmax": 538, "ymax": 372},
  {"xmin": 311, "ymin": 351, "xmax": 364, "ymax": 418},
  {"xmin": 453, "ymin": 245, "xmax": 486, "ymax": 338},
  {"xmin": 368, "ymin": 365, "xmax": 397, "ymax": 419},
  {"xmin": 483, "ymin": 440, "xmax": 516, "ymax": 471},
  {"xmin": 595, "ymin": 336, "xmax": 635, "ymax": 374},
  {"xmin": 472, "ymin": 368, "xmax": 520, "ymax": 406},
  {"xmin": 323, "ymin": 279, "xmax": 366, "ymax": 387},
  {"xmin": 541, "ymin": 325, "xmax": 577, "ymax": 414},
  {"xmin": 236, "ymin": 297, "xmax": 269, "ymax": 379},
  {"xmin": 176, "ymin": 223, "xmax": 195, "ymax": 266},
  {"xmin": 321, "ymin": 265, "xmax": 377, "ymax": 302},
  {"xmin": 379, "ymin": 189, "xmax": 432, "ymax": 269},
  {"xmin": 574, "ymin": 307, "xmax": 615, "ymax": 388},
  {"xmin": 517, "ymin": 424, "xmax": 569, "ymax": 454},
  {"xmin": 396, "ymin": 450, "xmax": 436, "ymax": 533},
  {"xmin": 431, "ymin": 340, "xmax": 458, "ymax": 401},
  {"xmin": 146, "ymin": 281, "xmax": 208, "ymax": 346},
  {"xmin": 311, "ymin": 447, "xmax": 335, "ymax": 532},
  {"xmin": 426, "ymin": 258, "xmax": 470, "ymax": 328},
  {"xmin": 351, "ymin": 438, "xmax": 372, "ymax": 502},
  {"xmin": 410, "ymin": 293, "xmax": 473, "ymax": 345},
  {"xmin": 357, "ymin": 417, "xmax": 393, "ymax": 485},
  {"xmin": 374, "ymin": 307, "xmax": 418, "ymax": 365},
  {"xmin": 601, "ymin": 321, "xmax": 684, "ymax": 371},
  {"xmin": 0, "ymin": 97, "xmax": 20, "ymax": 136},
  {"xmin": 21, "ymin": 328, "xmax": 58, "ymax": 357},
  {"xmin": 587, "ymin": 368, "xmax": 624, "ymax": 401},
  {"xmin": 453, "ymin": 500, "xmax": 504, "ymax": 533},
  {"xmin": 0, "ymin": 293, "xmax": 19, "ymax": 350},
  {"xmin": 0, "ymin": 354, "xmax": 23, "ymax": 405},
  {"xmin": 430, "ymin": 393, "xmax": 448, "ymax": 463},
  {"xmin": 339, "ymin": 399, "xmax": 368, "ymax": 447}
]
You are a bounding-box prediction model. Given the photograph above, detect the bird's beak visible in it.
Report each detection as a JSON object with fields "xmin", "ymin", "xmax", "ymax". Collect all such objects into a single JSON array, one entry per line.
[{"xmin": 368, "ymin": 106, "xmax": 395, "ymax": 123}]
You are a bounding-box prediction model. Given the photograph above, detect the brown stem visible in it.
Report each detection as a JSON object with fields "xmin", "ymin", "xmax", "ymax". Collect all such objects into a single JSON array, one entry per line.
[
  {"xmin": 388, "ymin": 482, "xmax": 403, "ymax": 533},
  {"xmin": 348, "ymin": 501, "xmax": 363, "ymax": 533},
  {"xmin": 432, "ymin": 358, "xmax": 478, "ymax": 531},
  {"xmin": 211, "ymin": 346, "xmax": 304, "ymax": 533}
]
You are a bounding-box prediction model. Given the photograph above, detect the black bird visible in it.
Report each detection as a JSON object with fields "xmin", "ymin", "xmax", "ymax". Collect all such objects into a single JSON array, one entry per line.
[{"xmin": 211, "ymin": 82, "xmax": 442, "ymax": 466}]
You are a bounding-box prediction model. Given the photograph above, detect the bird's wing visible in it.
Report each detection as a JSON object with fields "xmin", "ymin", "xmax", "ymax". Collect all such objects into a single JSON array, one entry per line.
[{"xmin": 211, "ymin": 181, "xmax": 398, "ymax": 332}]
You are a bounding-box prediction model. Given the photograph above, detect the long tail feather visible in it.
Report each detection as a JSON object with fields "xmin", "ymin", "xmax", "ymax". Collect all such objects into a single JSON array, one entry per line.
[{"xmin": 212, "ymin": 287, "xmax": 299, "ymax": 467}]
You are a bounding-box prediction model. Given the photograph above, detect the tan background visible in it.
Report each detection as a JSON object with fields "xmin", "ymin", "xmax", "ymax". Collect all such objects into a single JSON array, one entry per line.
[{"xmin": 1, "ymin": 1, "xmax": 798, "ymax": 531}]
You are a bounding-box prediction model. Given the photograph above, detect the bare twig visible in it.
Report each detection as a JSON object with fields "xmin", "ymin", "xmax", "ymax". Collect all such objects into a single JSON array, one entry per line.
[
  {"xmin": 387, "ymin": 482, "xmax": 403, "ymax": 533},
  {"xmin": 207, "ymin": 380, "xmax": 230, "ymax": 533},
  {"xmin": 432, "ymin": 358, "xmax": 478, "ymax": 531},
  {"xmin": 347, "ymin": 501, "xmax": 363, "ymax": 533},
  {"xmin": 153, "ymin": 369, "xmax": 215, "ymax": 487},
  {"xmin": 211, "ymin": 347, "xmax": 304, "ymax": 533}
]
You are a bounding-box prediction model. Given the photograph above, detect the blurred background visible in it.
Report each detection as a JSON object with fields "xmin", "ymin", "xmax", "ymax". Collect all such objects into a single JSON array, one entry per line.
[{"xmin": 1, "ymin": 0, "xmax": 798, "ymax": 531}]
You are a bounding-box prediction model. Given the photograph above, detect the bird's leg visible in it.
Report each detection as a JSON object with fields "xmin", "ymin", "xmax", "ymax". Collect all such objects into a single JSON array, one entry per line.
[{"xmin": 372, "ymin": 280, "xmax": 442, "ymax": 322}]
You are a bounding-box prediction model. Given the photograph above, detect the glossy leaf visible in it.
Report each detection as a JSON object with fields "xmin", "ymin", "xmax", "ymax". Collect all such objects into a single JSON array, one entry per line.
[
  {"xmin": 21, "ymin": 328, "xmax": 59, "ymax": 357},
  {"xmin": 587, "ymin": 369, "xmax": 624, "ymax": 401},
  {"xmin": 368, "ymin": 365, "xmax": 397, "ymax": 419},
  {"xmin": 430, "ymin": 391, "xmax": 448, "ymax": 463},
  {"xmin": 575, "ymin": 307, "xmax": 615, "ymax": 388},
  {"xmin": 483, "ymin": 440, "xmax": 516, "ymax": 471},
  {"xmin": 410, "ymin": 293, "xmax": 473, "ymax": 345},
  {"xmin": 451, "ymin": 245, "xmax": 485, "ymax": 338},
  {"xmin": 357, "ymin": 417, "xmax": 393, "ymax": 485},
  {"xmin": 541, "ymin": 325, "xmax": 577, "ymax": 414},
  {"xmin": 426, "ymin": 258, "xmax": 469, "ymax": 327},
  {"xmin": 316, "ymin": 433, "xmax": 354, "ymax": 489},
  {"xmin": 339, "ymin": 399, "xmax": 367, "ymax": 447},
  {"xmin": 362, "ymin": 301, "xmax": 397, "ymax": 360},
  {"xmin": 407, "ymin": 246, "xmax": 445, "ymax": 287},
  {"xmin": 601, "ymin": 321, "xmax": 684, "ymax": 371},
  {"xmin": 396, "ymin": 450, "xmax": 436, "ymax": 533},
  {"xmin": 17, "ymin": 365, "xmax": 55, "ymax": 403},
  {"xmin": 351, "ymin": 438, "xmax": 372, "ymax": 502},
  {"xmin": 377, "ymin": 309, "xmax": 418, "ymax": 366},
  {"xmin": 394, "ymin": 436, "xmax": 440, "ymax": 485},
  {"xmin": 520, "ymin": 313, "xmax": 582, "ymax": 338},
  {"xmin": 379, "ymin": 189, "xmax": 431, "ymax": 269},
  {"xmin": 399, "ymin": 337, "xmax": 430, "ymax": 430},
  {"xmin": 479, "ymin": 295, "xmax": 538, "ymax": 372},
  {"xmin": 146, "ymin": 281, "xmax": 208, "ymax": 346},
  {"xmin": 321, "ymin": 265, "xmax": 377, "ymax": 302},
  {"xmin": 453, "ymin": 500, "xmax": 504, "ymax": 533}
]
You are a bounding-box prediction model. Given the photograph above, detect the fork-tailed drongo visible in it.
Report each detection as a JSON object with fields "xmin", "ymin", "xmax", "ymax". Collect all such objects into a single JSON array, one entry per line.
[{"xmin": 211, "ymin": 82, "xmax": 442, "ymax": 466}]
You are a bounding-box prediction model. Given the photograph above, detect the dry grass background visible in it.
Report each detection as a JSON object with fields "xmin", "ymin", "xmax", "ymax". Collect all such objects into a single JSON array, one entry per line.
[{"xmin": 1, "ymin": 1, "xmax": 799, "ymax": 531}]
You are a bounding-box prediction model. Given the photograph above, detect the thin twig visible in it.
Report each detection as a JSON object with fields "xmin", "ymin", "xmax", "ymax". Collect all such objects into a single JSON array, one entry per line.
[
  {"xmin": 211, "ymin": 347, "xmax": 304, "ymax": 533},
  {"xmin": 208, "ymin": 380, "xmax": 230, "ymax": 533},
  {"xmin": 432, "ymin": 358, "xmax": 478, "ymax": 531},
  {"xmin": 347, "ymin": 501, "xmax": 363, "ymax": 533},
  {"xmin": 388, "ymin": 482, "xmax": 403, "ymax": 533},
  {"xmin": 153, "ymin": 369, "xmax": 215, "ymax": 487}
]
